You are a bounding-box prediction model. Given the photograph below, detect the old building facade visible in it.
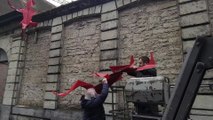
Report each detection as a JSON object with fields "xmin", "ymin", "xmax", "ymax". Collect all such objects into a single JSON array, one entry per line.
[{"xmin": 0, "ymin": 0, "xmax": 212, "ymax": 120}]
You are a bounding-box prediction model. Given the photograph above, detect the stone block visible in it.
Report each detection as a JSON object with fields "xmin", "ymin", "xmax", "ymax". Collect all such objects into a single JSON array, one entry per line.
[
  {"xmin": 105, "ymin": 92, "xmax": 117, "ymax": 103},
  {"xmin": 180, "ymin": 12, "xmax": 209, "ymax": 27},
  {"xmin": 101, "ymin": 29, "xmax": 118, "ymax": 41},
  {"xmin": 2, "ymin": 97, "xmax": 12, "ymax": 105},
  {"xmin": 104, "ymin": 104, "xmax": 113, "ymax": 114},
  {"xmin": 180, "ymin": 0, "xmax": 207, "ymax": 15},
  {"xmin": 3, "ymin": 90, "xmax": 14, "ymax": 98},
  {"xmin": 9, "ymin": 61, "xmax": 18, "ymax": 69},
  {"xmin": 8, "ymin": 68, "xmax": 17, "ymax": 76},
  {"xmin": 48, "ymin": 58, "xmax": 60, "ymax": 66},
  {"xmin": 51, "ymin": 25, "xmax": 63, "ymax": 34},
  {"xmin": 182, "ymin": 25, "xmax": 210, "ymax": 39},
  {"xmin": 37, "ymin": 22, "xmax": 44, "ymax": 28},
  {"xmin": 192, "ymin": 95, "xmax": 213, "ymax": 109},
  {"xmin": 123, "ymin": 0, "xmax": 131, "ymax": 5},
  {"xmin": 101, "ymin": 11, "xmax": 118, "ymax": 22},
  {"xmin": 102, "ymin": 1, "xmax": 117, "ymax": 13},
  {"xmin": 12, "ymin": 40, "xmax": 21, "ymax": 48},
  {"xmin": 45, "ymin": 83, "xmax": 57, "ymax": 91},
  {"xmin": 100, "ymin": 49, "xmax": 118, "ymax": 60},
  {"xmin": 100, "ymin": 60, "xmax": 117, "ymax": 70},
  {"xmin": 48, "ymin": 19, "xmax": 53, "ymax": 26},
  {"xmin": 44, "ymin": 20, "xmax": 49, "ymax": 26},
  {"xmin": 89, "ymin": 6, "xmax": 96, "ymax": 14},
  {"xmin": 78, "ymin": 10, "xmax": 83, "ymax": 17},
  {"xmin": 183, "ymin": 40, "xmax": 195, "ymax": 53},
  {"xmin": 62, "ymin": 15, "xmax": 67, "ymax": 23},
  {"xmin": 10, "ymin": 54, "xmax": 19, "ymax": 61},
  {"xmin": 50, "ymin": 41, "xmax": 61, "ymax": 50},
  {"xmin": 95, "ymin": 5, "xmax": 102, "ymax": 14},
  {"xmin": 49, "ymin": 49, "xmax": 61, "ymax": 58},
  {"xmin": 11, "ymin": 47, "xmax": 20, "ymax": 54},
  {"xmin": 44, "ymin": 92, "xmax": 57, "ymax": 100},
  {"xmin": 52, "ymin": 17, "xmax": 62, "ymax": 26},
  {"xmin": 48, "ymin": 66, "xmax": 60, "ymax": 74},
  {"xmin": 83, "ymin": 8, "xmax": 89, "ymax": 16},
  {"xmin": 43, "ymin": 101, "xmax": 57, "ymax": 109},
  {"xmin": 100, "ymin": 40, "xmax": 117, "ymax": 50},
  {"xmin": 4, "ymin": 83, "xmax": 15, "ymax": 91},
  {"xmin": 67, "ymin": 14, "xmax": 72, "ymax": 21},
  {"xmin": 51, "ymin": 33, "xmax": 62, "ymax": 42},
  {"xmin": 101, "ymin": 20, "xmax": 118, "ymax": 31},
  {"xmin": 73, "ymin": 12, "xmax": 78, "ymax": 18},
  {"xmin": 47, "ymin": 74, "xmax": 59, "ymax": 82},
  {"xmin": 6, "ymin": 75, "xmax": 16, "ymax": 83},
  {"xmin": 116, "ymin": 0, "xmax": 124, "ymax": 8}
]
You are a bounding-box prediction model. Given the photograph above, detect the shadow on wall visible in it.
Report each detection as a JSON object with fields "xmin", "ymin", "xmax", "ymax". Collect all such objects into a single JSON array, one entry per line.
[{"xmin": 0, "ymin": 48, "xmax": 8, "ymax": 104}]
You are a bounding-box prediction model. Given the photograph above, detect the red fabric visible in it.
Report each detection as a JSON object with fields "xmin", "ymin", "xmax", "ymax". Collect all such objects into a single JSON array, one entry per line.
[
  {"xmin": 110, "ymin": 56, "xmax": 134, "ymax": 73},
  {"xmin": 53, "ymin": 80, "xmax": 94, "ymax": 97},
  {"xmin": 7, "ymin": 0, "xmax": 38, "ymax": 30}
]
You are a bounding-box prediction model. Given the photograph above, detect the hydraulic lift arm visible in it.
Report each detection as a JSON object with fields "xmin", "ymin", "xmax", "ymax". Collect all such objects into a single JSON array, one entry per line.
[{"xmin": 162, "ymin": 37, "xmax": 213, "ymax": 120}]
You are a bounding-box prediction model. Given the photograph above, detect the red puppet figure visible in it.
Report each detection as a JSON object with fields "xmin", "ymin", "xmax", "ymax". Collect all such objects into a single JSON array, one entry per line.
[{"xmin": 7, "ymin": 0, "xmax": 38, "ymax": 31}]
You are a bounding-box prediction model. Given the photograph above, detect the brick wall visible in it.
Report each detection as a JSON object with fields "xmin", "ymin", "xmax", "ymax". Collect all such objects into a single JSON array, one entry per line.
[
  {"xmin": 59, "ymin": 17, "xmax": 101, "ymax": 109},
  {"xmin": 119, "ymin": 0, "xmax": 183, "ymax": 81},
  {"xmin": 18, "ymin": 29, "xmax": 51, "ymax": 107}
]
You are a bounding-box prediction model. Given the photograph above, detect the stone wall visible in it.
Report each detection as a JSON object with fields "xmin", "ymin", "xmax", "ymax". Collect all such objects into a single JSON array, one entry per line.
[
  {"xmin": 18, "ymin": 29, "xmax": 51, "ymax": 107},
  {"xmin": 59, "ymin": 17, "xmax": 101, "ymax": 109},
  {"xmin": 0, "ymin": 63, "xmax": 8, "ymax": 103},
  {"xmin": 119, "ymin": 0, "xmax": 182, "ymax": 81}
]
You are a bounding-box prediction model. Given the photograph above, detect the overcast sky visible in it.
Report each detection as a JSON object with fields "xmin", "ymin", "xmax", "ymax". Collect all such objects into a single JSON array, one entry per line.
[{"xmin": 46, "ymin": 0, "xmax": 77, "ymax": 7}]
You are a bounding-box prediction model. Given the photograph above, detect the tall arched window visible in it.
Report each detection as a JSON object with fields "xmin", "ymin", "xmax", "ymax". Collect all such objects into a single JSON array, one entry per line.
[{"xmin": 0, "ymin": 48, "xmax": 8, "ymax": 104}]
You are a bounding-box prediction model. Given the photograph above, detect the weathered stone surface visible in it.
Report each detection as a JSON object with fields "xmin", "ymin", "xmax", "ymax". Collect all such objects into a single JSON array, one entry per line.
[
  {"xmin": 179, "ymin": 0, "xmax": 207, "ymax": 15},
  {"xmin": 101, "ymin": 20, "xmax": 118, "ymax": 31},
  {"xmin": 62, "ymin": 15, "xmax": 67, "ymax": 23},
  {"xmin": 182, "ymin": 25, "xmax": 211, "ymax": 39},
  {"xmin": 100, "ymin": 60, "xmax": 117, "ymax": 70},
  {"xmin": 51, "ymin": 33, "xmax": 62, "ymax": 42},
  {"xmin": 44, "ymin": 92, "xmax": 57, "ymax": 100},
  {"xmin": 89, "ymin": 6, "xmax": 96, "ymax": 14},
  {"xmin": 6, "ymin": 75, "xmax": 16, "ymax": 83},
  {"xmin": 12, "ymin": 40, "xmax": 21, "ymax": 48},
  {"xmin": 101, "ymin": 11, "xmax": 118, "ymax": 22},
  {"xmin": 2, "ymin": 97, "xmax": 12, "ymax": 105},
  {"xmin": 9, "ymin": 61, "xmax": 18, "ymax": 69},
  {"xmin": 52, "ymin": 17, "xmax": 62, "ymax": 26},
  {"xmin": 78, "ymin": 10, "xmax": 83, "ymax": 17},
  {"xmin": 45, "ymin": 83, "xmax": 57, "ymax": 91},
  {"xmin": 123, "ymin": 0, "xmax": 131, "ymax": 5},
  {"xmin": 82, "ymin": 8, "xmax": 89, "ymax": 16},
  {"xmin": 101, "ymin": 29, "xmax": 118, "ymax": 40},
  {"xmin": 116, "ymin": 0, "xmax": 123, "ymax": 8},
  {"xmin": 43, "ymin": 101, "xmax": 56, "ymax": 109},
  {"xmin": 4, "ymin": 83, "xmax": 15, "ymax": 91},
  {"xmin": 50, "ymin": 41, "xmax": 61, "ymax": 50},
  {"xmin": 59, "ymin": 18, "xmax": 101, "ymax": 109},
  {"xmin": 100, "ymin": 49, "xmax": 117, "ymax": 60},
  {"xmin": 67, "ymin": 14, "xmax": 72, "ymax": 21},
  {"xmin": 100, "ymin": 40, "xmax": 117, "ymax": 50},
  {"xmin": 47, "ymin": 74, "xmax": 59, "ymax": 82},
  {"xmin": 95, "ymin": 5, "xmax": 102, "ymax": 14},
  {"xmin": 102, "ymin": 1, "xmax": 117, "ymax": 13},
  {"xmin": 18, "ymin": 30, "xmax": 50, "ymax": 107},
  {"xmin": 73, "ymin": 12, "xmax": 78, "ymax": 18},
  {"xmin": 48, "ymin": 58, "xmax": 60, "ymax": 66},
  {"xmin": 48, "ymin": 66, "xmax": 60, "ymax": 74},
  {"xmin": 180, "ymin": 12, "xmax": 209, "ymax": 27},
  {"xmin": 183, "ymin": 40, "xmax": 195, "ymax": 53},
  {"xmin": 11, "ymin": 46, "xmax": 20, "ymax": 54},
  {"xmin": 51, "ymin": 25, "xmax": 63, "ymax": 34},
  {"xmin": 49, "ymin": 49, "xmax": 61, "ymax": 58}
]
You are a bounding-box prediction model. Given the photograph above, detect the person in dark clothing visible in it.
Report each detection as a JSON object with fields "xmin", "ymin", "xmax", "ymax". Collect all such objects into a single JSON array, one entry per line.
[
  {"xmin": 127, "ymin": 56, "xmax": 157, "ymax": 77},
  {"xmin": 81, "ymin": 78, "xmax": 109, "ymax": 120}
]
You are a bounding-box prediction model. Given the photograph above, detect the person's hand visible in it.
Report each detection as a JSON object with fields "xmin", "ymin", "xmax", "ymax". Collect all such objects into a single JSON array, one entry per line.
[
  {"xmin": 102, "ymin": 78, "xmax": 108, "ymax": 84},
  {"xmin": 132, "ymin": 65, "xmax": 138, "ymax": 69}
]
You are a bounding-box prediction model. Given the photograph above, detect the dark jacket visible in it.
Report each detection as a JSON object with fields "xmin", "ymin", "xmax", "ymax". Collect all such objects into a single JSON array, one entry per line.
[
  {"xmin": 81, "ymin": 83, "xmax": 109, "ymax": 120},
  {"xmin": 127, "ymin": 68, "xmax": 157, "ymax": 77}
]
